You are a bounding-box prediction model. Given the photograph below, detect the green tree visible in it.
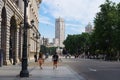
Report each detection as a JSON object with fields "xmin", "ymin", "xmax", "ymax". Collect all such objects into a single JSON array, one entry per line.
[
  {"xmin": 94, "ymin": 0, "xmax": 118, "ymax": 60},
  {"xmin": 40, "ymin": 45, "xmax": 47, "ymax": 54},
  {"xmin": 113, "ymin": 3, "xmax": 120, "ymax": 60},
  {"xmin": 63, "ymin": 35, "xmax": 78, "ymax": 55},
  {"xmin": 63, "ymin": 33, "xmax": 90, "ymax": 56}
]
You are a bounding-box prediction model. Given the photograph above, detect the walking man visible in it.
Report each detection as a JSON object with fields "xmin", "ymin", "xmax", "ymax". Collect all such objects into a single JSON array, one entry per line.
[{"xmin": 52, "ymin": 52, "xmax": 59, "ymax": 69}]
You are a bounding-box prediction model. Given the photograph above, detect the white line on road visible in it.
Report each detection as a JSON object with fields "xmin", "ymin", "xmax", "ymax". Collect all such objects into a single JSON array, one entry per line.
[{"xmin": 89, "ymin": 68, "xmax": 97, "ymax": 72}]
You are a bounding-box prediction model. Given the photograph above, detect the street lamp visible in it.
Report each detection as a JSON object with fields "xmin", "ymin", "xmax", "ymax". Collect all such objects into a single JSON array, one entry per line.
[{"xmin": 20, "ymin": 0, "xmax": 29, "ymax": 77}]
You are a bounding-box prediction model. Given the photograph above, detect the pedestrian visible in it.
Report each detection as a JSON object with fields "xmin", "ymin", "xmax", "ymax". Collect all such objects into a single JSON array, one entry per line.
[
  {"xmin": 34, "ymin": 54, "xmax": 37, "ymax": 62},
  {"xmin": 38, "ymin": 52, "xmax": 44, "ymax": 69},
  {"xmin": 52, "ymin": 52, "xmax": 59, "ymax": 69},
  {"xmin": 62, "ymin": 48, "xmax": 67, "ymax": 58}
]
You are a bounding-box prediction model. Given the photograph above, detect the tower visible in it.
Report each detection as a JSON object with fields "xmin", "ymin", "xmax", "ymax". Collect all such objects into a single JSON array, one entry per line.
[
  {"xmin": 55, "ymin": 17, "xmax": 65, "ymax": 47},
  {"xmin": 85, "ymin": 22, "xmax": 93, "ymax": 33}
]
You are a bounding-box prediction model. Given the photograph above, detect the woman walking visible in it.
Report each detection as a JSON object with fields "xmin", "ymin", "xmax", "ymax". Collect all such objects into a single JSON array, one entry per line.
[{"xmin": 38, "ymin": 52, "xmax": 44, "ymax": 69}]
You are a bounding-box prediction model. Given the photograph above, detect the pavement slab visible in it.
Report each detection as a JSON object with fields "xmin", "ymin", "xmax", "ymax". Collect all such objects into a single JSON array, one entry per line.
[{"xmin": 0, "ymin": 57, "xmax": 85, "ymax": 80}]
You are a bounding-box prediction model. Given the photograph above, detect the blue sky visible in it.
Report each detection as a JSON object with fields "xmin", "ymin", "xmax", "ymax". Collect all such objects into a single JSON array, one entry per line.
[{"xmin": 38, "ymin": 0, "xmax": 119, "ymax": 42}]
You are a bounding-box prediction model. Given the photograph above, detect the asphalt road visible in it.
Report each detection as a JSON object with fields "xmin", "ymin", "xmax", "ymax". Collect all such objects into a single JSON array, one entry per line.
[{"xmin": 62, "ymin": 58, "xmax": 120, "ymax": 80}]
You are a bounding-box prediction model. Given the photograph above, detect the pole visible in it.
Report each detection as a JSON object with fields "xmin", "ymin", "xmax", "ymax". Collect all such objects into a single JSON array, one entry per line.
[
  {"xmin": 35, "ymin": 34, "xmax": 38, "ymax": 62},
  {"xmin": 20, "ymin": 0, "xmax": 29, "ymax": 77}
]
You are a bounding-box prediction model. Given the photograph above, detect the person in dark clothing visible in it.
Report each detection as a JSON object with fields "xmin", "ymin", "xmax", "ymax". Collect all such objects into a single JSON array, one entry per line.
[
  {"xmin": 52, "ymin": 52, "xmax": 59, "ymax": 69},
  {"xmin": 34, "ymin": 54, "xmax": 37, "ymax": 62},
  {"xmin": 62, "ymin": 48, "xmax": 69, "ymax": 58}
]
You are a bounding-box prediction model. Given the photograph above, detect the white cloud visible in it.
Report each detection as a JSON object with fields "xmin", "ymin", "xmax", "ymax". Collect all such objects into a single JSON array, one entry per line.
[
  {"xmin": 66, "ymin": 23, "xmax": 80, "ymax": 27},
  {"xmin": 41, "ymin": 0, "xmax": 107, "ymax": 25},
  {"xmin": 40, "ymin": 0, "xmax": 120, "ymax": 35},
  {"xmin": 70, "ymin": 27, "xmax": 85, "ymax": 33},
  {"xmin": 39, "ymin": 15, "xmax": 54, "ymax": 26},
  {"xmin": 65, "ymin": 23, "xmax": 85, "ymax": 34}
]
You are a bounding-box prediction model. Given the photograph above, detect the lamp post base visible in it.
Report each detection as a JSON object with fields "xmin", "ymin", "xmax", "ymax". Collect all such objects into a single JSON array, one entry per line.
[{"xmin": 20, "ymin": 70, "xmax": 29, "ymax": 77}]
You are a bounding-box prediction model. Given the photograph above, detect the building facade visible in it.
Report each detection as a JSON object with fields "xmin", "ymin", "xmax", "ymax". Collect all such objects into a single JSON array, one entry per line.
[
  {"xmin": 0, "ymin": 0, "xmax": 41, "ymax": 66},
  {"xmin": 27, "ymin": 0, "xmax": 41, "ymax": 60},
  {"xmin": 42, "ymin": 37, "xmax": 49, "ymax": 46},
  {"xmin": 85, "ymin": 22, "xmax": 93, "ymax": 33},
  {"xmin": 55, "ymin": 17, "xmax": 65, "ymax": 47},
  {"xmin": 53, "ymin": 38, "xmax": 59, "ymax": 47}
]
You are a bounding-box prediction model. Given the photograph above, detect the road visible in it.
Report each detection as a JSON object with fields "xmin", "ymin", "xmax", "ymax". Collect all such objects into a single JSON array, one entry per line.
[{"xmin": 62, "ymin": 58, "xmax": 120, "ymax": 80}]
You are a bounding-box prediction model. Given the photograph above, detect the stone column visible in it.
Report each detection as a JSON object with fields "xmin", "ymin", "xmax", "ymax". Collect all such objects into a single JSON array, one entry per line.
[
  {"xmin": 5, "ymin": 22, "xmax": 10, "ymax": 65},
  {"xmin": 16, "ymin": 27, "xmax": 19, "ymax": 62}
]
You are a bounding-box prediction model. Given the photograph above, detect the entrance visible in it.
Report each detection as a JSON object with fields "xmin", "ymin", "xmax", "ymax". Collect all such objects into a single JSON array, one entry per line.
[{"xmin": 9, "ymin": 16, "xmax": 17, "ymax": 65}]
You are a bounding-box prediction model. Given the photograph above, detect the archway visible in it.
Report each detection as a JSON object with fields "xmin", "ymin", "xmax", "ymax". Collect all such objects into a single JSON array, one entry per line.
[
  {"xmin": 1, "ymin": 7, "xmax": 7, "ymax": 65},
  {"xmin": 9, "ymin": 16, "xmax": 17, "ymax": 65}
]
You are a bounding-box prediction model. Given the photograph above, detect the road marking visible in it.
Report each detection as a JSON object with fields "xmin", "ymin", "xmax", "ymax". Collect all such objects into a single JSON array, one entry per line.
[{"xmin": 89, "ymin": 68, "xmax": 97, "ymax": 72}]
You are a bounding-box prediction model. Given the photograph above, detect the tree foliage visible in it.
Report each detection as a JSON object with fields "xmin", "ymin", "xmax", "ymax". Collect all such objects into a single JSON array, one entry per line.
[
  {"xmin": 93, "ymin": 0, "xmax": 120, "ymax": 60},
  {"xmin": 63, "ymin": 33, "xmax": 90, "ymax": 55},
  {"xmin": 63, "ymin": 0, "xmax": 120, "ymax": 60}
]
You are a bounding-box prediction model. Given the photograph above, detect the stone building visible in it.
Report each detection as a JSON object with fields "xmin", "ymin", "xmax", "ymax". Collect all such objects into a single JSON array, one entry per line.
[
  {"xmin": 53, "ymin": 38, "xmax": 59, "ymax": 47},
  {"xmin": 0, "ymin": 0, "xmax": 41, "ymax": 66},
  {"xmin": 85, "ymin": 22, "xmax": 93, "ymax": 33},
  {"xmin": 55, "ymin": 17, "xmax": 65, "ymax": 47}
]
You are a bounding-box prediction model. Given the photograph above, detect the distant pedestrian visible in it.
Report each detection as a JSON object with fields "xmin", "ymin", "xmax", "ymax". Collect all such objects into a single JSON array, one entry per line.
[
  {"xmin": 34, "ymin": 54, "xmax": 37, "ymax": 62},
  {"xmin": 52, "ymin": 52, "xmax": 59, "ymax": 69},
  {"xmin": 62, "ymin": 48, "xmax": 67, "ymax": 58},
  {"xmin": 38, "ymin": 52, "xmax": 44, "ymax": 69}
]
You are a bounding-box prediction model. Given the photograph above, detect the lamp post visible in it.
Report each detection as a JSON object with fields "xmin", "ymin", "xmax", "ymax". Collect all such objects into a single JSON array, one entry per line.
[
  {"xmin": 36, "ymin": 35, "xmax": 38, "ymax": 62},
  {"xmin": 20, "ymin": 0, "xmax": 29, "ymax": 77},
  {"xmin": 105, "ymin": 39, "xmax": 109, "ymax": 60}
]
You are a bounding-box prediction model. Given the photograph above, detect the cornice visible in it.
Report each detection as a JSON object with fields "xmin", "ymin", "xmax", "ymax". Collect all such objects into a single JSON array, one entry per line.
[
  {"xmin": 7, "ymin": 0, "xmax": 23, "ymax": 19},
  {"xmin": 37, "ymin": 0, "xmax": 42, "ymax": 4}
]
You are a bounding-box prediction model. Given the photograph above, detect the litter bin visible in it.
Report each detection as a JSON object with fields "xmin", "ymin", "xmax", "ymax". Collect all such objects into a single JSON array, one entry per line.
[{"xmin": 0, "ymin": 49, "xmax": 3, "ymax": 67}]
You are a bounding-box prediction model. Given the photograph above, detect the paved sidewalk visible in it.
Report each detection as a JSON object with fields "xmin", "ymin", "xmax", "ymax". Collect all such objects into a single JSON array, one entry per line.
[{"xmin": 0, "ymin": 57, "xmax": 85, "ymax": 80}]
